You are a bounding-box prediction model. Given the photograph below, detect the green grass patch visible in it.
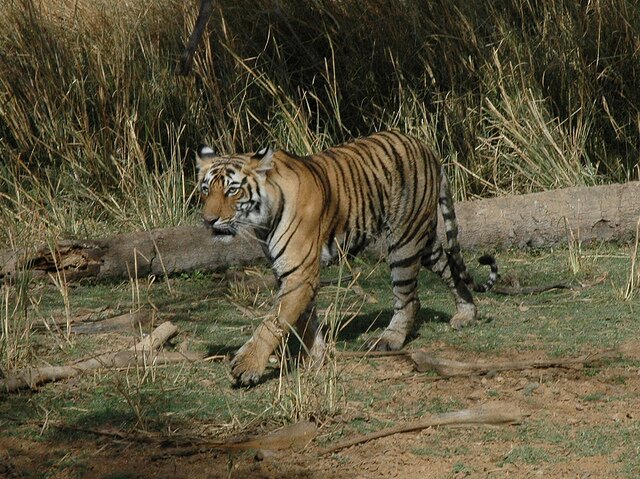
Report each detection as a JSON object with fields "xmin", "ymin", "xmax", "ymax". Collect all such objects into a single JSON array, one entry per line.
[
  {"xmin": 1, "ymin": 245, "xmax": 640, "ymax": 476},
  {"xmin": 500, "ymin": 445, "xmax": 553, "ymax": 466}
]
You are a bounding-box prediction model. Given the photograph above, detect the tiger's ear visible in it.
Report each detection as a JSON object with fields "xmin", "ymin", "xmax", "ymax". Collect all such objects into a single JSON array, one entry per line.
[
  {"xmin": 252, "ymin": 146, "xmax": 274, "ymax": 176},
  {"xmin": 196, "ymin": 144, "xmax": 215, "ymax": 171}
]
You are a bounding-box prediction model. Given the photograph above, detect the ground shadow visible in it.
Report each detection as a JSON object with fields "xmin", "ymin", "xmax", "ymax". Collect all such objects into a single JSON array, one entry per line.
[
  {"xmin": 336, "ymin": 306, "xmax": 450, "ymax": 344},
  {"xmin": 203, "ymin": 305, "xmax": 452, "ymax": 386},
  {"xmin": 206, "ymin": 343, "xmax": 241, "ymax": 357},
  {"xmin": 208, "ymin": 306, "xmax": 452, "ymax": 359}
]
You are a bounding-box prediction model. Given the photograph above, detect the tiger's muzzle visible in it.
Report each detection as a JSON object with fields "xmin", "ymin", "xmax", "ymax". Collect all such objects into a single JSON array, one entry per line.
[{"xmin": 203, "ymin": 217, "xmax": 237, "ymax": 236}]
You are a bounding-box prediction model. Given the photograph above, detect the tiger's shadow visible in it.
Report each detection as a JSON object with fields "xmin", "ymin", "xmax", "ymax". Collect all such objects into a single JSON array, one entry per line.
[
  {"xmin": 334, "ymin": 306, "xmax": 450, "ymax": 346},
  {"xmin": 204, "ymin": 307, "xmax": 450, "ymax": 363}
]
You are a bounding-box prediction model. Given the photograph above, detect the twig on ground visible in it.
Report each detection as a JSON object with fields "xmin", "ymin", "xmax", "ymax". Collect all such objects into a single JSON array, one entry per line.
[
  {"xmin": 202, "ymin": 355, "xmax": 227, "ymax": 362},
  {"xmin": 410, "ymin": 348, "xmax": 621, "ymax": 377},
  {"xmin": 0, "ymin": 322, "xmax": 201, "ymax": 393},
  {"xmin": 53, "ymin": 420, "xmax": 317, "ymax": 459},
  {"xmin": 319, "ymin": 402, "xmax": 526, "ymax": 455},
  {"xmin": 70, "ymin": 309, "xmax": 154, "ymax": 334},
  {"xmin": 336, "ymin": 350, "xmax": 411, "ymax": 359},
  {"xmin": 491, "ymin": 273, "xmax": 607, "ymax": 295},
  {"xmin": 319, "ymin": 274, "xmax": 354, "ymax": 286},
  {"xmin": 336, "ymin": 340, "xmax": 632, "ymax": 378},
  {"xmin": 33, "ymin": 306, "xmax": 110, "ymax": 331},
  {"xmin": 226, "ymin": 299, "xmax": 257, "ymax": 318},
  {"xmin": 490, "ymin": 282, "xmax": 572, "ymax": 295}
]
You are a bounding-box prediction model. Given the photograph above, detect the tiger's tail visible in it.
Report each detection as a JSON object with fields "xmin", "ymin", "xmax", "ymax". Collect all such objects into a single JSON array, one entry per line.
[{"xmin": 438, "ymin": 166, "xmax": 498, "ymax": 293}]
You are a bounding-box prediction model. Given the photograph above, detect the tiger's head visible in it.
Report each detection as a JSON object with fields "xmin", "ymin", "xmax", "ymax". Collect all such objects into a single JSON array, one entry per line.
[{"xmin": 196, "ymin": 145, "xmax": 274, "ymax": 237}]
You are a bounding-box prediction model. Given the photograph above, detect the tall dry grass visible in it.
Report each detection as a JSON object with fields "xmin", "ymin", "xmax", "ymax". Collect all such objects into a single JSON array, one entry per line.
[{"xmin": 1, "ymin": 0, "xmax": 639, "ymax": 248}]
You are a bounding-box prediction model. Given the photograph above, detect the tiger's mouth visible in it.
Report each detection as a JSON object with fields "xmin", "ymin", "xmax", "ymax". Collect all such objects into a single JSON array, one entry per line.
[
  {"xmin": 203, "ymin": 219, "xmax": 237, "ymax": 237},
  {"xmin": 211, "ymin": 226, "xmax": 237, "ymax": 237}
]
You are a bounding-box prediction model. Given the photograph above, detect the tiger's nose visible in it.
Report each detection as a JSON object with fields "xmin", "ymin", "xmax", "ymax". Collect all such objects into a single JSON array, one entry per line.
[{"xmin": 203, "ymin": 216, "xmax": 219, "ymax": 229}]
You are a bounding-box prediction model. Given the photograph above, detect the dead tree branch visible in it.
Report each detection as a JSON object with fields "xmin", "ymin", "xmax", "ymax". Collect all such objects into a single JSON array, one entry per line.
[
  {"xmin": 410, "ymin": 348, "xmax": 623, "ymax": 377},
  {"xmin": 178, "ymin": 0, "xmax": 214, "ymax": 75},
  {"xmin": 319, "ymin": 402, "xmax": 526, "ymax": 455},
  {"xmin": 0, "ymin": 322, "xmax": 202, "ymax": 393}
]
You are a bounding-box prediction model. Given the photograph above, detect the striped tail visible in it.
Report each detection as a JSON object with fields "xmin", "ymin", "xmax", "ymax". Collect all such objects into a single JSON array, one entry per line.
[{"xmin": 439, "ymin": 166, "xmax": 499, "ymax": 292}]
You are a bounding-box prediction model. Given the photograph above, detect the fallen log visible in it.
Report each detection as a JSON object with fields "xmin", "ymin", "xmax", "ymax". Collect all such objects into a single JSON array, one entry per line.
[
  {"xmin": 130, "ymin": 321, "xmax": 178, "ymax": 352},
  {"xmin": 451, "ymin": 181, "xmax": 640, "ymax": 250},
  {"xmin": 319, "ymin": 402, "xmax": 526, "ymax": 455},
  {"xmin": 1, "ymin": 181, "xmax": 639, "ymax": 283},
  {"xmin": 0, "ymin": 322, "xmax": 201, "ymax": 393},
  {"xmin": 0, "ymin": 226, "xmax": 263, "ymax": 283}
]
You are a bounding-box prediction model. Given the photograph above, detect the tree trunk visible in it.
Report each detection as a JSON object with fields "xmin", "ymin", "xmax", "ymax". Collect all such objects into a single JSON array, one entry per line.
[
  {"xmin": 177, "ymin": 0, "xmax": 214, "ymax": 75},
  {"xmin": 1, "ymin": 182, "xmax": 639, "ymax": 282}
]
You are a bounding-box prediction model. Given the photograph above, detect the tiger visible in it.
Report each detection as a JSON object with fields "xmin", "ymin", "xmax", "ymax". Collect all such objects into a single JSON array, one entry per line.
[{"xmin": 196, "ymin": 130, "xmax": 498, "ymax": 386}]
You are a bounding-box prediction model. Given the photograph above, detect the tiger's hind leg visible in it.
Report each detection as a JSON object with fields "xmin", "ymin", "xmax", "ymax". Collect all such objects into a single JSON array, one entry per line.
[
  {"xmin": 367, "ymin": 243, "xmax": 423, "ymax": 351},
  {"xmin": 422, "ymin": 238, "xmax": 477, "ymax": 329}
]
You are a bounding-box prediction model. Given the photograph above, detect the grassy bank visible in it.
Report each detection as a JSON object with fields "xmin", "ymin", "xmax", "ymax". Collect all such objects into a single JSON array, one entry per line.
[
  {"xmin": 1, "ymin": 247, "xmax": 640, "ymax": 477},
  {"xmin": 1, "ymin": 0, "xmax": 639, "ymax": 247}
]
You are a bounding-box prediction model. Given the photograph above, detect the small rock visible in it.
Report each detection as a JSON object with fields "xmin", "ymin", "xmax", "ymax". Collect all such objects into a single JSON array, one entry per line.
[{"xmin": 523, "ymin": 382, "xmax": 539, "ymax": 397}]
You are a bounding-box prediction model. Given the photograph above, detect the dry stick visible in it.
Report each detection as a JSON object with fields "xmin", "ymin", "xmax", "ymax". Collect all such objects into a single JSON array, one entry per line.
[
  {"xmin": 0, "ymin": 322, "xmax": 190, "ymax": 393},
  {"xmin": 319, "ymin": 402, "xmax": 526, "ymax": 455},
  {"xmin": 178, "ymin": 0, "xmax": 214, "ymax": 75},
  {"xmin": 208, "ymin": 420, "xmax": 317, "ymax": 452},
  {"xmin": 319, "ymin": 274, "xmax": 354, "ymax": 286},
  {"xmin": 0, "ymin": 352, "xmax": 205, "ymax": 392},
  {"xmin": 55, "ymin": 420, "xmax": 318, "ymax": 459},
  {"xmin": 490, "ymin": 274, "xmax": 607, "ymax": 295},
  {"xmin": 490, "ymin": 282, "xmax": 571, "ymax": 295},
  {"xmin": 69, "ymin": 309, "xmax": 153, "ymax": 335},
  {"xmin": 410, "ymin": 349, "xmax": 620, "ymax": 377},
  {"xmin": 33, "ymin": 306, "xmax": 109, "ymax": 331},
  {"xmin": 336, "ymin": 350, "xmax": 411, "ymax": 359},
  {"xmin": 337, "ymin": 337, "xmax": 625, "ymax": 375},
  {"xmin": 157, "ymin": 420, "xmax": 316, "ymax": 459}
]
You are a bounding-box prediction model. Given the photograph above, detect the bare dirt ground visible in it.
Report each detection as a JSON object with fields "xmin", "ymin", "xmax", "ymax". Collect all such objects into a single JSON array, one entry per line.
[{"xmin": 2, "ymin": 345, "xmax": 638, "ymax": 479}]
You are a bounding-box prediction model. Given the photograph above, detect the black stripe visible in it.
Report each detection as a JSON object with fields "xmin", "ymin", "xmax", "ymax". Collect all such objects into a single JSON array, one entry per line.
[
  {"xmin": 264, "ymin": 183, "xmax": 286, "ymax": 243},
  {"xmin": 270, "ymin": 216, "xmax": 303, "ymax": 262},
  {"xmin": 388, "ymin": 249, "xmax": 423, "ymax": 269},
  {"xmin": 277, "ymin": 243, "xmax": 316, "ymax": 282},
  {"xmin": 341, "ymin": 151, "xmax": 363, "ymax": 232},
  {"xmin": 367, "ymin": 137, "xmax": 394, "ymax": 182},
  {"xmin": 392, "ymin": 278, "xmax": 417, "ymax": 288}
]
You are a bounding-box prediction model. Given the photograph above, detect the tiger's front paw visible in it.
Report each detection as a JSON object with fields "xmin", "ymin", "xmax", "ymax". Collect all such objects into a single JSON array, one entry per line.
[{"xmin": 230, "ymin": 340, "xmax": 267, "ymax": 387}]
